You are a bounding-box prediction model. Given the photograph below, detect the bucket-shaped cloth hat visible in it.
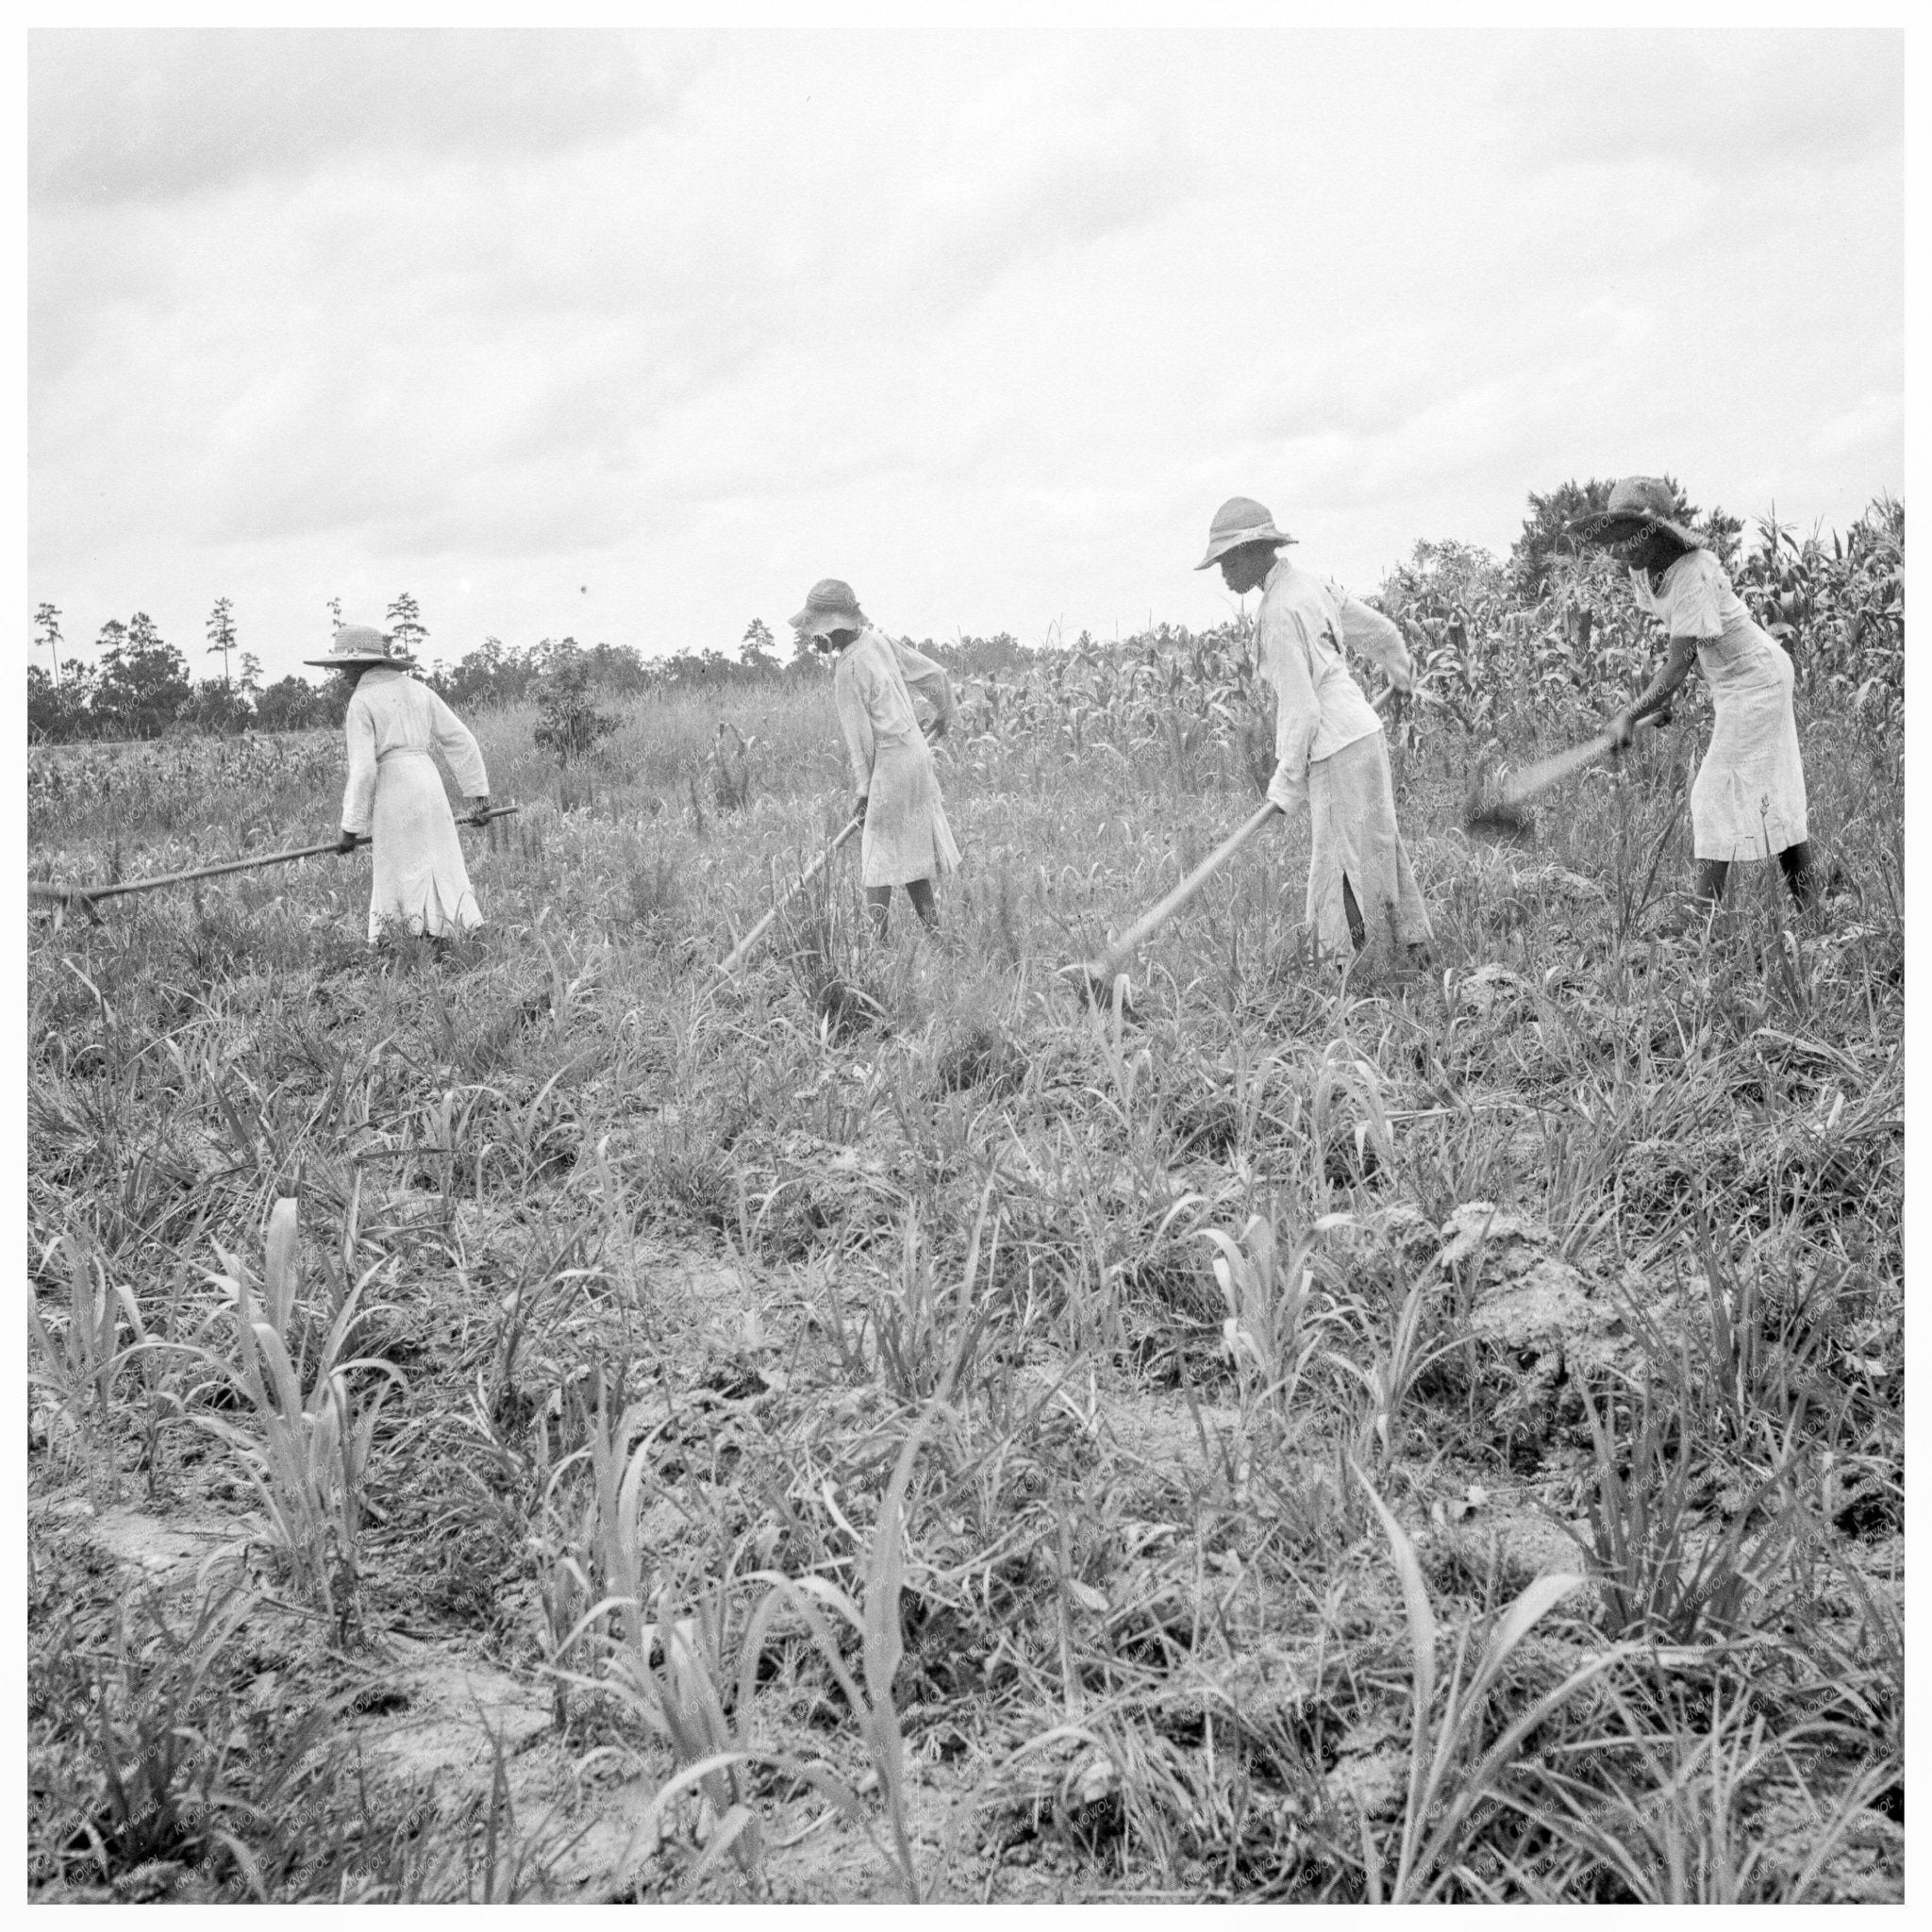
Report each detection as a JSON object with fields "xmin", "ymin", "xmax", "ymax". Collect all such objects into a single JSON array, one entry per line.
[
  {"xmin": 1568, "ymin": 475, "xmax": 1704, "ymax": 552},
  {"xmin": 790, "ymin": 578, "xmax": 868, "ymax": 640},
  {"xmin": 1195, "ymin": 496, "xmax": 1297, "ymax": 571},
  {"xmin": 304, "ymin": 624, "xmax": 415, "ymax": 670}
]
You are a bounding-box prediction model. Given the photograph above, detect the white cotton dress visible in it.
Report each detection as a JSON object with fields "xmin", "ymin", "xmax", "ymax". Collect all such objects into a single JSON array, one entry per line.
[
  {"xmin": 1255, "ymin": 559, "xmax": 1433, "ymax": 960},
  {"xmin": 833, "ymin": 629, "xmax": 962, "ymax": 888},
  {"xmin": 340, "ymin": 667, "xmax": 491, "ymax": 941},
  {"xmin": 1629, "ymin": 551, "xmax": 1808, "ymax": 862}
]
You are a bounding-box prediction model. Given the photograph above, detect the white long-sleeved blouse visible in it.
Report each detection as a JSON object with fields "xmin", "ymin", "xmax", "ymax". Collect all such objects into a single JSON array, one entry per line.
[
  {"xmin": 1254, "ymin": 558, "xmax": 1412, "ymax": 806},
  {"xmin": 340, "ymin": 669, "xmax": 490, "ymax": 836},
  {"xmin": 833, "ymin": 631, "xmax": 957, "ymax": 795}
]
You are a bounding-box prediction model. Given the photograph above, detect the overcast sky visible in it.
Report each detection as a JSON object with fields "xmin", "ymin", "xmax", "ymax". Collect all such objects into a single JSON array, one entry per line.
[{"xmin": 29, "ymin": 27, "xmax": 1904, "ymax": 685}]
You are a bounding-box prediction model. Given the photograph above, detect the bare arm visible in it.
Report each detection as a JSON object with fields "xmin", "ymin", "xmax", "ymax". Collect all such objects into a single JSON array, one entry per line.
[{"xmin": 1624, "ymin": 635, "xmax": 1697, "ymax": 726}]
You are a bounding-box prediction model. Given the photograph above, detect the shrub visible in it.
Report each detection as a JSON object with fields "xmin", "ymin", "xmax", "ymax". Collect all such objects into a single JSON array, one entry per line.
[{"xmin": 533, "ymin": 645, "xmax": 618, "ymax": 766}]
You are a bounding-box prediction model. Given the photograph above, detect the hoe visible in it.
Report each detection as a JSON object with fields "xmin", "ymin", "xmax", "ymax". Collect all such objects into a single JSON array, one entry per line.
[
  {"xmin": 1058, "ymin": 799, "xmax": 1281, "ymax": 1012},
  {"xmin": 1058, "ymin": 685, "xmax": 1402, "ymax": 1008},
  {"xmin": 1465, "ymin": 709, "xmax": 1669, "ymax": 839},
  {"xmin": 718, "ymin": 720, "xmax": 942, "ymax": 976},
  {"xmin": 27, "ymin": 805, "xmax": 520, "ymax": 917},
  {"xmin": 718, "ymin": 812, "xmax": 865, "ymax": 975}
]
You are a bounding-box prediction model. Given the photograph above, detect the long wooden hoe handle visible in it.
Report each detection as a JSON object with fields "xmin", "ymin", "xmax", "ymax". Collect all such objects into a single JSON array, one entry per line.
[
  {"xmin": 1072, "ymin": 798, "xmax": 1282, "ymax": 988},
  {"xmin": 28, "ymin": 804, "xmax": 520, "ymax": 907},
  {"xmin": 718, "ymin": 813, "xmax": 865, "ymax": 975},
  {"xmin": 1056, "ymin": 689, "xmax": 1405, "ymax": 992}
]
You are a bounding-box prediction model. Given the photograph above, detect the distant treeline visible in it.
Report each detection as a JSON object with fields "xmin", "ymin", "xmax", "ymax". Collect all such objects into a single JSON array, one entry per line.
[
  {"xmin": 25, "ymin": 606, "xmax": 1041, "ymax": 744},
  {"xmin": 33, "ymin": 478, "xmax": 1896, "ymax": 744}
]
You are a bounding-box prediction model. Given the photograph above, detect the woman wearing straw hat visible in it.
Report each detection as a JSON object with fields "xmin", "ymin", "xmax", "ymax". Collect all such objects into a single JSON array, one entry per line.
[
  {"xmin": 1198, "ymin": 496, "xmax": 1432, "ymax": 966},
  {"xmin": 1573, "ymin": 475, "xmax": 1814, "ymax": 914},
  {"xmin": 791, "ymin": 579, "xmax": 960, "ymax": 940},
  {"xmin": 306, "ymin": 625, "xmax": 493, "ymax": 943}
]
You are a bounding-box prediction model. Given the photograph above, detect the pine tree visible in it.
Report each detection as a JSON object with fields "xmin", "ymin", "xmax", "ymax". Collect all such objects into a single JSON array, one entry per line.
[
  {"xmin": 385, "ymin": 591, "xmax": 428, "ymax": 658},
  {"xmin": 93, "ymin": 613, "xmax": 191, "ymax": 739},
  {"xmin": 33, "ymin": 603, "xmax": 62, "ymax": 684},
  {"xmin": 206, "ymin": 596, "xmax": 237, "ymax": 688},
  {"xmin": 740, "ymin": 617, "xmax": 777, "ymax": 671}
]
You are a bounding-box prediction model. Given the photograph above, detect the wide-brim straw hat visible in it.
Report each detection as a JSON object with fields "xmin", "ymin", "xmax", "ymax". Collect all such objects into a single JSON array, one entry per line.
[
  {"xmin": 1196, "ymin": 496, "xmax": 1297, "ymax": 570},
  {"xmin": 790, "ymin": 577, "xmax": 867, "ymax": 640},
  {"xmin": 1568, "ymin": 475, "xmax": 1703, "ymax": 552},
  {"xmin": 304, "ymin": 624, "xmax": 416, "ymax": 670}
]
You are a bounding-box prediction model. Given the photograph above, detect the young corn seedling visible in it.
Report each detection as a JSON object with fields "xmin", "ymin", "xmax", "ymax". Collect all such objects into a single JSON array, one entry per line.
[
  {"xmin": 541, "ymin": 1396, "xmax": 886, "ymax": 1896},
  {"xmin": 1311, "ymin": 1037, "xmax": 1395, "ymax": 1181},
  {"xmin": 63, "ymin": 1557, "xmax": 268, "ymax": 1892},
  {"xmin": 606, "ymin": 1583, "xmax": 777, "ymax": 1893},
  {"xmin": 867, "ymin": 1207, "xmax": 995, "ymax": 1405},
  {"xmin": 1570, "ymin": 1373, "xmax": 1801, "ymax": 1646},
  {"xmin": 742, "ymin": 1391, "xmax": 945, "ymax": 1902},
  {"xmin": 175, "ymin": 1198, "xmax": 406, "ymax": 1637},
  {"xmin": 1331, "ymin": 1272, "xmax": 1453, "ymax": 1473},
  {"xmin": 28, "ymin": 1233, "xmax": 142, "ymax": 1502},
  {"xmin": 1524, "ymin": 1674, "xmax": 1775, "ymax": 1903},
  {"xmin": 525, "ymin": 1385, "xmax": 669, "ymax": 1729},
  {"xmin": 535, "ymin": 1389, "xmax": 775, "ymax": 1887},
  {"xmin": 1350, "ymin": 1462, "xmax": 1623, "ymax": 1903},
  {"xmin": 687, "ymin": 1289, "xmax": 990, "ymax": 1901},
  {"xmin": 529, "ymin": 1514, "xmax": 596, "ymax": 1736},
  {"xmin": 1199, "ymin": 1211, "xmax": 1327, "ymax": 1424}
]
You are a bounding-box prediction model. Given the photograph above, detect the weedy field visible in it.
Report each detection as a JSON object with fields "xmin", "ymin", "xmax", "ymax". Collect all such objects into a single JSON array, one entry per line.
[{"xmin": 25, "ymin": 546, "xmax": 1904, "ymax": 1902}]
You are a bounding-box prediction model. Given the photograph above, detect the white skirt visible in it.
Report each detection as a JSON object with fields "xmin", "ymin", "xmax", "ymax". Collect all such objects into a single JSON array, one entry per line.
[
  {"xmin": 368, "ymin": 749, "xmax": 483, "ymax": 941},
  {"xmin": 1306, "ymin": 730, "xmax": 1433, "ymax": 959},
  {"xmin": 1691, "ymin": 644, "xmax": 1808, "ymax": 861},
  {"xmin": 859, "ymin": 736, "xmax": 960, "ymax": 888}
]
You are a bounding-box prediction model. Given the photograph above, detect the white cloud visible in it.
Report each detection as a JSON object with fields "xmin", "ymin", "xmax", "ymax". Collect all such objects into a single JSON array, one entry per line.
[
  {"xmin": 29, "ymin": 28, "xmax": 689, "ymax": 205},
  {"xmin": 28, "ymin": 27, "xmax": 1904, "ymax": 681},
  {"xmin": 1809, "ymin": 390, "xmax": 1905, "ymax": 462}
]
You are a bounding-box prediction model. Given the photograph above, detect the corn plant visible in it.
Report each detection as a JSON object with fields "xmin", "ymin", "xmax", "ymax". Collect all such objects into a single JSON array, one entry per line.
[
  {"xmin": 865, "ymin": 1208, "xmax": 994, "ymax": 1404},
  {"xmin": 534, "ymin": 1387, "xmax": 784, "ymax": 1887},
  {"xmin": 1311, "ymin": 1038, "xmax": 1395, "ymax": 1175},
  {"xmin": 541, "ymin": 1387, "xmax": 938, "ymax": 1898},
  {"xmin": 1524, "ymin": 1667, "xmax": 1896, "ymax": 1903},
  {"xmin": 1199, "ymin": 1211, "xmax": 1327, "ymax": 1422},
  {"xmin": 27, "ymin": 1233, "xmax": 144, "ymax": 1501},
  {"xmin": 1351, "ymin": 1463, "xmax": 1622, "ymax": 1902},
  {"xmin": 1570, "ymin": 1374, "xmax": 1801, "ymax": 1646},
  {"xmin": 172, "ymin": 1198, "xmax": 406, "ymax": 1636},
  {"xmin": 741, "ymin": 1395, "xmax": 945, "ymax": 1901},
  {"xmin": 1330, "ymin": 1272, "xmax": 1453, "ymax": 1471},
  {"xmin": 526, "ymin": 1387, "xmax": 668, "ymax": 1725},
  {"xmin": 51, "ymin": 1559, "xmax": 275, "ymax": 1894}
]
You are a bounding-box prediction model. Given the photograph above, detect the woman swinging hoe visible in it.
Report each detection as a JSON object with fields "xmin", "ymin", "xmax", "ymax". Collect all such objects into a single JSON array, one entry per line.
[
  {"xmin": 1197, "ymin": 497, "xmax": 1433, "ymax": 968},
  {"xmin": 306, "ymin": 625, "xmax": 493, "ymax": 943},
  {"xmin": 791, "ymin": 579, "xmax": 960, "ymax": 940},
  {"xmin": 1572, "ymin": 475, "xmax": 1816, "ymax": 919}
]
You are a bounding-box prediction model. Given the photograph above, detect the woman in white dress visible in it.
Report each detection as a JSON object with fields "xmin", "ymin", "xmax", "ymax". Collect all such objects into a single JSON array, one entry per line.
[
  {"xmin": 305, "ymin": 625, "xmax": 492, "ymax": 942},
  {"xmin": 790, "ymin": 579, "xmax": 960, "ymax": 940},
  {"xmin": 1198, "ymin": 496, "xmax": 1432, "ymax": 966},
  {"xmin": 1574, "ymin": 476, "xmax": 1815, "ymax": 912}
]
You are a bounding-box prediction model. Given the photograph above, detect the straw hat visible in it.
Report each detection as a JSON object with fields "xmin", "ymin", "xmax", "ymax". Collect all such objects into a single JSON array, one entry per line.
[
  {"xmin": 790, "ymin": 578, "xmax": 868, "ymax": 640},
  {"xmin": 1195, "ymin": 496, "xmax": 1297, "ymax": 571},
  {"xmin": 1568, "ymin": 475, "xmax": 1704, "ymax": 552},
  {"xmin": 304, "ymin": 624, "xmax": 416, "ymax": 670}
]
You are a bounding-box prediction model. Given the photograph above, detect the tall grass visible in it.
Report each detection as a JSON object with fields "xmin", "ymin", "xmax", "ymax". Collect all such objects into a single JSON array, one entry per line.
[{"xmin": 26, "ymin": 558, "xmax": 1904, "ymax": 1901}]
